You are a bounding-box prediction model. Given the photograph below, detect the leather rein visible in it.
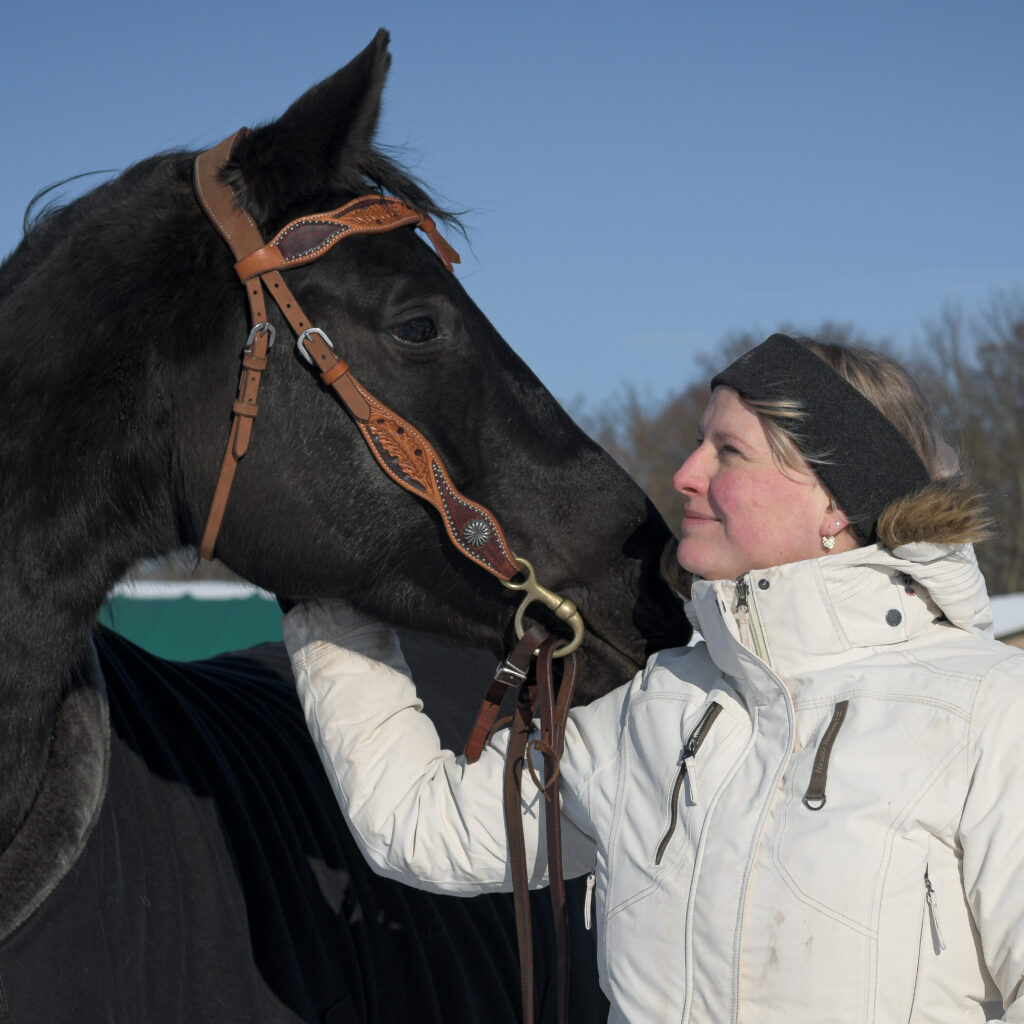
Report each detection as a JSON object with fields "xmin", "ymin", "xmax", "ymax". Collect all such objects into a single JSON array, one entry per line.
[{"xmin": 193, "ymin": 130, "xmax": 581, "ymax": 1024}]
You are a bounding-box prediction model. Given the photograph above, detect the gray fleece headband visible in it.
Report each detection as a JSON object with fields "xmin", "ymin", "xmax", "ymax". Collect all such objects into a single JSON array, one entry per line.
[{"xmin": 710, "ymin": 334, "xmax": 930, "ymax": 542}]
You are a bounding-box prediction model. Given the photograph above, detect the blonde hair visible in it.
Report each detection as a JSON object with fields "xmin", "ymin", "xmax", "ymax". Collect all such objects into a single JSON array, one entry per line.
[{"xmin": 742, "ymin": 338, "xmax": 991, "ymax": 547}]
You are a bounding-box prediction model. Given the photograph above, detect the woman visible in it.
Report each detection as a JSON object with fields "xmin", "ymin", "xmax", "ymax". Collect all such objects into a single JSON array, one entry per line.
[{"xmin": 283, "ymin": 334, "xmax": 1024, "ymax": 1022}]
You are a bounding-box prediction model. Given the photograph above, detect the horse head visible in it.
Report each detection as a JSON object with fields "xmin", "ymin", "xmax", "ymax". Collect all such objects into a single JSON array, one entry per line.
[
  {"xmin": 176, "ymin": 31, "xmax": 688, "ymax": 687},
  {"xmin": 0, "ymin": 32, "xmax": 689, "ymax": 851}
]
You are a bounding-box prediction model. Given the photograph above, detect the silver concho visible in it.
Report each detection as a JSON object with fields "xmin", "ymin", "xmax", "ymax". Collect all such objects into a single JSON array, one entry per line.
[{"xmin": 463, "ymin": 518, "xmax": 493, "ymax": 547}]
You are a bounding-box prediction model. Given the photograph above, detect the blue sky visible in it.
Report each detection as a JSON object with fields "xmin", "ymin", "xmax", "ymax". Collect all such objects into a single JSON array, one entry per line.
[{"xmin": 2, "ymin": 0, "xmax": 1020, "ymax": 407}]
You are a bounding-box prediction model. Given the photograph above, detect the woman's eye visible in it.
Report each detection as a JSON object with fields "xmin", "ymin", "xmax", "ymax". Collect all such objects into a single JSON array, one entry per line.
[{"xmin": 392, "ymin": 316, "xmax": 438, "ymax": 345}]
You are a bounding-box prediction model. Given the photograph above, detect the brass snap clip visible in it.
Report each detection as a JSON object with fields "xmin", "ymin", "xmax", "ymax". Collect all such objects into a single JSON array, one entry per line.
[{"xmin": 502, "ymin": 557, "xmax": 585, "ymax": 658}]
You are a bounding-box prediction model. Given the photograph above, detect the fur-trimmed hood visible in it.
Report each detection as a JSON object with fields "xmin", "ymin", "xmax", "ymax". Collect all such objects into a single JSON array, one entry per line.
[{"xmin": 876, "ymin": 479, "xmax": 992, "ymax": 550}]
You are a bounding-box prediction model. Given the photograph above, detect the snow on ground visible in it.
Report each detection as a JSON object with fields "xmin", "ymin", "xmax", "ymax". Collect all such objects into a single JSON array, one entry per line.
[
  {"xmin": 991, "ymin": 593, "xmax": 1024, "ymax": 640},
  {"xmin": 108, "ymin": 579, "xmax": 275, "ymax": 601}
]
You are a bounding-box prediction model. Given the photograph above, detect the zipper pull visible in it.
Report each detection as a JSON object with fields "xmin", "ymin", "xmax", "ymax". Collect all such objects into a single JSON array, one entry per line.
[
  {"xmin": 925, "ymin": 869, "xmax": 947, "ymax": 952},
  {"xmin": 681, "ymin": 702, "xmax": 725, "ymax": 805},
  {"xmin": 733, "ymin": 576, "xmax": 755, "ymax": 650},
  {"xmin": 681, "ymin": 713, "xmax": 710, "ymax": 805},
  {"xmin": 683, "ymin": 752, "xmax": 700, "ymax": 803},
  {"xmin": 583, "ymin": 872, "xmax": 596, "ymax": 931},
  {"xmin": 803, "ymin": 700, "xmax": 849, "ymax": 810}
]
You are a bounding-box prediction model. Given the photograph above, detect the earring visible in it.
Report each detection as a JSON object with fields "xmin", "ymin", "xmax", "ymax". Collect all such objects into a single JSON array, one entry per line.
[{"xmin": 821, "ymin": 520, "xmax": 843, "ymax": 551}]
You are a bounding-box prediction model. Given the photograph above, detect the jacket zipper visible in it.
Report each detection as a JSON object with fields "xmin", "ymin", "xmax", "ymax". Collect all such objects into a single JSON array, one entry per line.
[
  {"xmin": 734, "ymin": 576, "xmax": 769, "ymax": 663},
  {"xmin": 654, "ymin": 702, "xmax": 724, "ymax": 865},
  {"xmin": 924, "ymin": 867, "xmax": 947, "ymax": 952}
]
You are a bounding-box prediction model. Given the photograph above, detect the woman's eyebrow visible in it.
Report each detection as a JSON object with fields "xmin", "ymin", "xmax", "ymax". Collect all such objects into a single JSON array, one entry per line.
[{"xmin": 706, "ymin": 427, "xmax": 748, "ymax": 446}]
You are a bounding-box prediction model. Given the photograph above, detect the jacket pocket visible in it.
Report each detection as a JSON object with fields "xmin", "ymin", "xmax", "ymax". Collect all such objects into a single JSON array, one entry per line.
[
  {"xmin": 604, "ymin": 697, "xmax": 737, "ymax": 920},
  {"xmin": 905, "ymin": 866, "xmax": 931, "ymax": 1020},
  {"xmin": 905, "ymin": 851, "xmax": 950, "ymax": 1020},
  {"xmin": 772, "ymin": 699, "xmax": 963, "ymax": 930},
  {"xmin": 598, "ymin": 694, "xmax": 746, "ymax": 1015}
]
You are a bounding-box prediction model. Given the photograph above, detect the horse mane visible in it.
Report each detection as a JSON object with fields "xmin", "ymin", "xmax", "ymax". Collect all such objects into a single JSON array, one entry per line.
[
  {"xmin": 5, "ymin": 141, "xmax": 462, "ymax": 297},
  {"xmin": 1, "ymin": 155, "xmax": 184, "ymax": 293}
]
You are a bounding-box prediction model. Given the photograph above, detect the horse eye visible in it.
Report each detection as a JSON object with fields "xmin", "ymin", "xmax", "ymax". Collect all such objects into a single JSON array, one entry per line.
[{"xmin": 392, "ymin": 316, "xmax": 438, "ymax": 345}]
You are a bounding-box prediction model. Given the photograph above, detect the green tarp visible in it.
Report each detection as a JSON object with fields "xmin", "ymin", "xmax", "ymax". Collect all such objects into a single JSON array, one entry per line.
[{"xmin": 99, "ymin": 582, "xmax": 283, "ymax": 662}]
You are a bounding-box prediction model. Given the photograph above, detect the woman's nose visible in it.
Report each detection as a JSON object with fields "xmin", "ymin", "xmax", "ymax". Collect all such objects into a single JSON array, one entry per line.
[{"xmin": 672, "ymin": 447, "xmax": 706, "ymax": 495}]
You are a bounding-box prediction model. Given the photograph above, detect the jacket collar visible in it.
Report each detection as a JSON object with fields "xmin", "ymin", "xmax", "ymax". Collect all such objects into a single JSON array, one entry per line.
[{"xmin": 686, "ymin": 544, "xmax": 991, "ymax": 703}]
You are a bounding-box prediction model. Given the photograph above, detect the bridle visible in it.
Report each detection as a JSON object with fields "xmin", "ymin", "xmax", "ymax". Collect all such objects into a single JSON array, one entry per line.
[
  {"xmin": 193, "ymin": 129, "xmax": 582, "ymax": 1024},
  {"xmin": 193, "ymin": 130, "xmax": 583, "ymax": 655}
]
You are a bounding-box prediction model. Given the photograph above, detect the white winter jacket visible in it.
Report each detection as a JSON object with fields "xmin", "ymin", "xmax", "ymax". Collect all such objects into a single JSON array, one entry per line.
[{"xmin": 284, "ymin": 543, "xmax": 1024, "ymax": 1023}]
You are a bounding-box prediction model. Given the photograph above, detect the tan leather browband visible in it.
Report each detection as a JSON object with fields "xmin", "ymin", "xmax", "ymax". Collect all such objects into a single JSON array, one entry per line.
[
  {"xmin": 234, "ymin": 195, "xmax": 461, "ymax": 280},
  {"xmin": 192, "ymin": 129, "xmax": 521, "ymax": 581}
]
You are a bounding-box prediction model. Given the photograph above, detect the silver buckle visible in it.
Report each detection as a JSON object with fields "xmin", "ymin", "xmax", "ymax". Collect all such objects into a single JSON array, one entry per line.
[
  {"xmin": 494, "ymin": 658, "xmax": 529, "ymax": 688},
  {"xmin": 296, "ymin": 326, "xmax": 334, "ymax": 366},
  {"xmin": 244, "ymin": 322, "xmax": 276, "ymax": 354}
]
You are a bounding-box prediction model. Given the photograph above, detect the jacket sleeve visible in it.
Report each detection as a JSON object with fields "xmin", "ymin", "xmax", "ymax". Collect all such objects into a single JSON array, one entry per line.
[
  {"xmin": 958, "ymin": 652, "xmax": 1024, "ymax": 1021},
  {"xmin": 283, "ymin": 600, "xmax": 599, "ymax": 895}
]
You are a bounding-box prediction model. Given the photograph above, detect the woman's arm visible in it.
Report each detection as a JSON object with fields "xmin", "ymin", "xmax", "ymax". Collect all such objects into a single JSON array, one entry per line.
[{"xmin": 284, "ymin": 600, "xmax": 598, "ymax": 895}]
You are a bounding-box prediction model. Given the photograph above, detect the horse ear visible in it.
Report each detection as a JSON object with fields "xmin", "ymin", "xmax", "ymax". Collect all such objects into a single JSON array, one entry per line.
[{"xmin": 224, "ymin": 28, "xmax": 392, "ymax": 228}]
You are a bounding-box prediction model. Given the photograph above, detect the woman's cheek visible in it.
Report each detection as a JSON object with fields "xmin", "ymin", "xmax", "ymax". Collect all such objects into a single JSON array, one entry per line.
[{"xmin": 710, "ymin": 472, "xmax": 753, "ymax": 524}]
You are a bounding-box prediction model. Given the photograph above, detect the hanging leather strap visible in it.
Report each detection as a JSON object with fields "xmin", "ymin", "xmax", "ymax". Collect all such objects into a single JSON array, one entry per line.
[
  {"xmin": 465, "ymin": 628, "xmax": 545, "ymax": 764},
  {"xmin": 501, "ymin": 630, "xmax": 577, "ymax": 1024},
  {"xmin": 533, "ymin": 638, "xmax": 577, "ymax": 1024}
]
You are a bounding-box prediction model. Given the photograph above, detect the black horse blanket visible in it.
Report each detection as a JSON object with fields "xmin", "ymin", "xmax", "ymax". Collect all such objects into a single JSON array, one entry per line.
[{"xmin": 0, "ymin": 628, "xmax": 607, "ymax": 1022}]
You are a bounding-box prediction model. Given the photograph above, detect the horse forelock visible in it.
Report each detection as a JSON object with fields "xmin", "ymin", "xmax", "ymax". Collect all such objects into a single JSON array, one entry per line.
[{"xmin": 220, "ymin": 137, "xmax": 464, "ymax": 244}]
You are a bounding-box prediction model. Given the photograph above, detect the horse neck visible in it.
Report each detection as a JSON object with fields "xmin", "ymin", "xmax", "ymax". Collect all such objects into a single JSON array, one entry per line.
[
  {"xmin": 0, "ymin": 374, "xmax": 178, "ymax": 853},
  {"xmin": 0, "ymin": 492, "xmax": 136, "ymax": 849}
]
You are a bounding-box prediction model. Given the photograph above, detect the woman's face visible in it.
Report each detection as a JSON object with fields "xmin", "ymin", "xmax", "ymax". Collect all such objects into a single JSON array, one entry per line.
[{"xmin": 673, "ymin": 386, "xmax": 844, "ymax": 581}]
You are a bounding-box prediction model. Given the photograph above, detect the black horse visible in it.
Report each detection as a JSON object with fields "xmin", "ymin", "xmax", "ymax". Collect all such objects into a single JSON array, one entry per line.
[{"xmin": 0, "ymin": 30, "xmax": 689, "ymax": 1023}]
